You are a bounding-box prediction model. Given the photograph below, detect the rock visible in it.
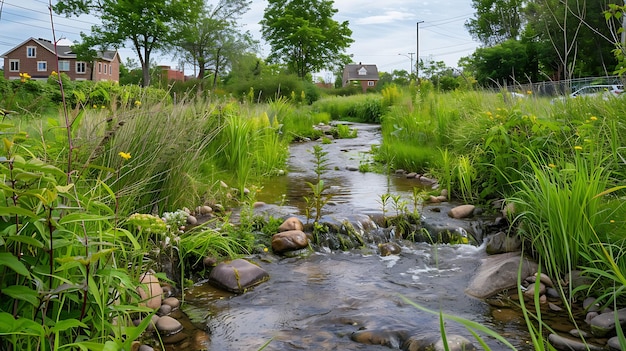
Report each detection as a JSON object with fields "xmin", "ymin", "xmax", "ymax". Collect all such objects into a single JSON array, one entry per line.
[
  {"xmin": 418, "ymin": 176, "xmax": 437, "ymax": 185},
  {"xmin": 523, "ymin": 282, "xmax": 546, "ymax": 298},
  {"xmin": 428, "ymin": 195, "xmax": 447, "ymax": 203},
  {"xmin": 549, "ymin": 303, "xmax": 563, "ymax": 312},
  {"xmin": 440, "ymin": 189, "xmax": 448, "ymax": 198},
  {"xmin": 548, "ymin": 333, "xmax": 604, "ymax": 351},
  {"xmin": 448, "ymin": 204, "xmax": 475, "ymax": 219},
  {"xmin": 590, "ymin": 307, "xmax": 626, "ymax": 337},
  {"xmin": 209, "ymin": 259, "xmax": 269, "ymax": 294},
  {"xmin": 137, "ymin": 272, "xmax": 163, "ymax": 310},
  {"xmin": 351, "ymin": 329, "xmax": 409, "ymax": 348},
  {"xmin": 163, "ymin": 297, "xmax": 180, "ymax": 309},
  {"xmin": 546, "ymin": 288, "xmax": 560, "ymax": 299},
  {"xmin": 583, "ymin": 297, "xmax": 601, "ymax": 313},
  {"xmin": 271, "ymin": 230, "xmax": 309, "ymax": 253},
  {"xmin": 607, "ymin": 336, "xmax": 624, "ymax": 350},
  {"xmin": 138, "ymin": 345, "xmax": 154, "ymax": 351},
  {"xmin": 158, "ymin": 304, "xmax": 172, "ymax": 316},
  {"xmin": 203, "ymin": 256, "xmax": 218, "ymax": 267},
  {"xmin": 485, "ymin": 232, "xmax": 521, "ymax": 254},
  {"xmin": 403, "ymin": 333, "xmax": 476, "ymax": 351},
  {"xmin": 278, "ymin": 217, "xmax": 304, "ymax": 232},
  {"xmin": 465, "ymin": 252, "xmax": 538, "ymax": 299},
  {"xmin": 186, "ymin": 215, "xmax": 197, "ymax": 225},
  {"xmin": 406, "ymin": 172, "xmax": 417, "ymax": 178},
  {"xmin": 155, "ymin": 315, "xmax": 183, "ymax": 335},
  {"xmin": 346, "ymin": 166, "xmax": 359, "ymax": 171},
  {"xmin": 379, "ymin": 242, "xmax": 402, "ymax": 256}
]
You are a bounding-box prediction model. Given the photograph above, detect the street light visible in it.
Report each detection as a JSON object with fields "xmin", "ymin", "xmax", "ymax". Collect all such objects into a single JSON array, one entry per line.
[{"xmin": 397, "ymin": 53, "xmax": 415, "ymax": 75}]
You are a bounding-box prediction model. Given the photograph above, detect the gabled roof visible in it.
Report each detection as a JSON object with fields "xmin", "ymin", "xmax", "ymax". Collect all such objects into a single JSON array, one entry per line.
[
  {"xmin": 1, "ymin": 37, "xmax": 117, "ymax": 61},
  {"xmin": 343, "ymin": 64, "xmax": 380, "ymax": 81}
]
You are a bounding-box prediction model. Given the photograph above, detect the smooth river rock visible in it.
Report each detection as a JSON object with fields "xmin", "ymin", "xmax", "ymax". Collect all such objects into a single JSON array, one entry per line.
[
  {"xmin": 465, "ymin": 252, "xmax": 538, "ymax": 299},
  {"xmin": 209, "ymin": 259, "xmax": 269, "ymax": 294},
  {"xmin": 137, "ymin": 272, "xmax": 163, "ymax": 310},
  {"xmin": 271, "ymin": 230, "xmax": 309, "ymax": 253}
]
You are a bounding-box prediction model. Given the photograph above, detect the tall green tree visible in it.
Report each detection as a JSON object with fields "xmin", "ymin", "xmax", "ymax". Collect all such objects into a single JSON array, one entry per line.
[
  {"xmin": 260, "ymin": 0, "xmax": 354, "ymax": 79},
  {"xmin": 54, "ymin": 0, "xmax": 203, "ymax": 86},
  {"xmin": 466, "ymin": 0, "xmax": 525, "ymax": 46},
  {"xmin": 174, "ymin": 0, "xmax": 254, "ymax": 89}
]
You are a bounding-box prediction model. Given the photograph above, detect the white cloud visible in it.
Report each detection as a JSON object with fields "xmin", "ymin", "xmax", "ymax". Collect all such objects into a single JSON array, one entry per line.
[{"xmin": 355, "ymin": 11, "xmax": 415, "ymax": 25}]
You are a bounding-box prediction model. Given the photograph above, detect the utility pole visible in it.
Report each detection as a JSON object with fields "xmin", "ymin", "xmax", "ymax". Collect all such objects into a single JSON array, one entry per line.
[
  {"xmin": 398, "ymin": 53, "xmax": 415, "ymax": 75},
  {"xmin": 416, "ymin": 20, "xmax": 424, "ymax": 79}
]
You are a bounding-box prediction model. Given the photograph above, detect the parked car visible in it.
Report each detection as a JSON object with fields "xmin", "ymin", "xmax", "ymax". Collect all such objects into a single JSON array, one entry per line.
[{"xmin": 552, "ymin": 84, "xmax": 624, "ymax": 103}]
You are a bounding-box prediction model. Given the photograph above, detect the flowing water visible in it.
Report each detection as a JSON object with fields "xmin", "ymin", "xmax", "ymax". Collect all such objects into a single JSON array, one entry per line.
[{"xmin": 176, "ymin": 123, "xmax": 540, "ymax": 350}]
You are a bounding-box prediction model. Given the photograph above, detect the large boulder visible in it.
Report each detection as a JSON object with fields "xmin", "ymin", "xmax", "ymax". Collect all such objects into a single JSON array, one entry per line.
[
  {"xmin": 465, "ymin": 252, "xmax": 538, "ymax": 299},
  {"xmin": 209, "ymin": 259, "xmax": 269, "ymax": 294},
  {"xmin": 485, "ymin": 232, "xmax": 521, "ymax": 254},
  {"xmin": 271, "ymin": 230, "xmax": 309, "ymax": 253}
]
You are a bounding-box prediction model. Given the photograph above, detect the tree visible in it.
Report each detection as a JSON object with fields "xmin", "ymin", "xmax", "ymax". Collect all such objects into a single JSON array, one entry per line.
[
  {"xmin": 174, "ymin": 0, "xmax": 255, "ymax": 89},
  {"xmin": 260, "ymin": 0, "xmax": 354, "ymax": 79},
  {"xmin": 54, "ymin": 0, "xmax": 203, "ymax": 87},
  {"xmin": 466, "ymin": 0, "xmax": 525, "ymax": 46}
]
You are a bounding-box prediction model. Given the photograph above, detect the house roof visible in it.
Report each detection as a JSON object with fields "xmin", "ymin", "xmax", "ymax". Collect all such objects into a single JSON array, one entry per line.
[
  {"xmin": 343, "ymin": 64, "xmax": 380, "ymax": 81},
  {"xmin": 1, "ymin": 37, "xmax": 118, "ymax": 62}
]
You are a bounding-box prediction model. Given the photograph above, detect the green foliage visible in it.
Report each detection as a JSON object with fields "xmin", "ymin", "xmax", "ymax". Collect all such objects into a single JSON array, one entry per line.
[
  {"xmin": 227, "ymin": 74, "xmax": 321, "ymax": 104},
  {"xmin": 312, "ymin": 94, "xmax": 384, "ymax": 122},
  {"xmin": 304, "ymin": 144, "xmax": 332, "ymax": 223},
  {"xmin": 261, "ymin": 0, "xmax": 354, "ymax": 78}
]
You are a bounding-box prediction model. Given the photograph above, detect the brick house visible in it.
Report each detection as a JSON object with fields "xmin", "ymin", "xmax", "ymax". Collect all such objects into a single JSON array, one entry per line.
[
  {"xmin": 342, "ymin": 63, "xmax": 380, "ymax": 92},
  {"xmin": 2, "ymin": 37, "xmax": 120, "ymax": 82}
]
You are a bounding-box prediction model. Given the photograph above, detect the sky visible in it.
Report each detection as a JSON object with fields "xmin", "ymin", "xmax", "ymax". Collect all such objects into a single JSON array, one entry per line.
[{"xmin": 0, "ymin": 0, "xmax": 480, "ymax": 80}]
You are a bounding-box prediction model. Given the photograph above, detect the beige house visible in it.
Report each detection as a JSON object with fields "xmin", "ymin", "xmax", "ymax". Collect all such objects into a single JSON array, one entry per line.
[
  {"xmin": 342, "ymin": 63, "xmax": 380, "ymax": 92},
  {"xmin": 2, "ymin": 37, "xmax": 120, "ymax": 82}
]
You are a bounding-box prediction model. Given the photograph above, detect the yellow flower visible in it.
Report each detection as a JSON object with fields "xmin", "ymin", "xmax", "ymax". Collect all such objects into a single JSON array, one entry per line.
[
  {"xmin": 548, "ymin": 163, "xmax": 556, "ymax": 168},
  {"xmin": 263, "ymin": 247, "xmax": 269, "ymax": 252},
  {"xmin": 118, "ymin": 151, "xmax": 131, "ymax": 160},
  {"xmin": 590, "ymin": 116, "xmax": 598, "ymax": 121},
  {"xmin": 50, "ymin": 71, "xmax": 58, "ymax": 76},
  {"xmin": 134, "ymin": 100, "xmax": 142, "ymax": 107},
  {"xmin": 93, "ymin": 104, "xmax": 98, "ymax": 109},
  {"xmin": 574, "ymin": 145, "xmax": 583, "ymax": 151},
  {"xmin": 526, "ymin": 90, "xmax": 532, "ymax": 95},
  {"xmin": 101, "ymin": 105, "xmax": 106, "ymax": 109},
  {"xmin": 19, "ymin": 72, "xmax": 31, "ymax": 82},
  {"xmin": 610, "ymin": 220, "xmax": 615, "ymax": 223}
]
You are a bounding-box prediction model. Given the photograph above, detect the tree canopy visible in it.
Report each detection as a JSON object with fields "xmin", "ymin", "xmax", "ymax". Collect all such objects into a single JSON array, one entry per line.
[
  {"xmin": 54, "ymin": 0, "xmax": 203, "ymax": 86},
  {"xmin": 260, "ymin": 0, "xmax": 354, "ymax": 79}
]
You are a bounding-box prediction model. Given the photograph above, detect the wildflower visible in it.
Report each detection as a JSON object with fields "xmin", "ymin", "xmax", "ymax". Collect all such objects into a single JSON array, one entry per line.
[
  {"xmin": 263, "ymin": 247, "xmax": 269, "ymax": 252},
  {"xmin": 93, "ymin": 104, "xmax": 98, "ymax": 109},
  {"xmin": 584, "ymin": 139, "xmax": 591, "ymax": 143},
  {"xmin": 574, "ymin": 145, "xmax": 583, "ymax": 151},
  {"xmin": 134, "ymin": 100, "xmax": 142, "ymax": 107},
  {"xmin": 101, "ymin": 105, "xmax": 106, "ymax": 109},
  {"xmin": 610, "ymin": 220, "xmax": 615, "ymax": 223},
  {"xmin": 118, "ymin": 151, "xmax": 131, "ymax": 160},
  {"xmin": 50, "ymin": 71, "xmax": 58, "ymax": 76},
  {"xmin": 526, "ymin": 90, "xmax": 532, "ymax": 95},
  {"xmin": 590, "ymin": 116, "xmax": 598, "ymax": 121},
  {"xmin": 19, "ymin": 72, "xmax": 31, "ymax": 82},
  {"xmin": 548, "ymin": 163, "xmax": 556, "ymax": 168}
]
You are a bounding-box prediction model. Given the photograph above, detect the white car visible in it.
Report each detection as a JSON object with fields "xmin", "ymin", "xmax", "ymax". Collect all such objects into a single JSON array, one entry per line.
[{"xmin": 569, "ymin": 84, "xmax": 624, "ymax": 99}]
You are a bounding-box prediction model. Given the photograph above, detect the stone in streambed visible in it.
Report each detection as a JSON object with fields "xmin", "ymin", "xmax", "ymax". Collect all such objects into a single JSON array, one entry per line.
[
  {"xmin": 278, "ymin": 217, "xmax": 304, "ymax": 232},
  {"xmin": 448, "ymin": 204, "xmax": 475, "ymax": 219},
  {"xmin": 271, "ymin": 230, "xmax": 309, "ymax": 253},
  {"xmin": 209, "ymin": 259, "xmax": 269, "ymax": 294},
  {"xmin": 465, "ymin": 252, "xmax": 538, "ymax": 299},
  {"xmin": 350, "ymin": 329, "xmax": 409, "ymax": 348},
  {"xmin": 402, "ymin": 333, "xmax": 476, "ymax": 351},
  {"xmin": 137, "ymin": 272, "xmax": 163, "ymax": 310}
]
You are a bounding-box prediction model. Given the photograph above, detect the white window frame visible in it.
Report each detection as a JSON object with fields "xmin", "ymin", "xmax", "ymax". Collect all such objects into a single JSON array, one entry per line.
[
  {"xmin": 103, "ymin": 64, "xmax": 107, "ymax": 74},
  {"xmin": 76, "ymin": 62, "xmax": 86, "ymax": 74},
  {"xmin": 59, "ymin": 60, "xmax": 70, "ymax": 71},
  {"xmin": 109, "ymin": 64, "xmax": 112, "ymax": 75},
  {"xmin": 26, "ymin": 46, "xmax": 36, "ymax": 58},
  {"xmin": 367, "ymin": 81, "xmax": 375, "ymax": 87},
  {"xmin": 9, "ymin": 59, "xmax": 20, "ymax": 72},
  {"xmin": 98, "ymin": 62, "xmax": 102, "ymax": 73},
  {"xmin": 37, "ymin": 61, "xmax": 47, "ymax": 72}
]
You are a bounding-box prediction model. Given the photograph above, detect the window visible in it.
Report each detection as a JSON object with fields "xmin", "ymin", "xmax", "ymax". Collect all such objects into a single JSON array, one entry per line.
[
  {"xmin": 76, "ymin": 62, "xmax": 86, "ymax": 74},
  {"xmin": 9, "ymin": 59, "xmax": 19, "ymax": 72},
  {"xmin": 109, "ymin": 64, "xmax": 112, "ymax": 75},
  {"xmin": 358, "ymin": 67, "xmax": 367, "ymax": 75},
  {"xmin": 59, "ymin": 61, "xmax": 70, "ymax": 71},
  {"xmin": 367, "ymin": 81, "xmax": 375, "ymax": 87},
  {"xmin": 104, "ymin": 64, "xmax": 107, "ymax": 74},
  {"xmin": 98, "ymin": 62, "xmax": 102, "ymax": 73},
  {"xmin": 37, "ymin": 61, "xmax": 47, "ymax": 72},
  {"xmin": 26, "ymin": 46, "xmax": 36, "ymax": 58}
]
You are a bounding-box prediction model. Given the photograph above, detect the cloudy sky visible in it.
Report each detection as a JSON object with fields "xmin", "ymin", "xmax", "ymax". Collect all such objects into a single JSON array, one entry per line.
[{"xmin": 0, "ymin": 0, "xmax": 480, "ymax": 78}]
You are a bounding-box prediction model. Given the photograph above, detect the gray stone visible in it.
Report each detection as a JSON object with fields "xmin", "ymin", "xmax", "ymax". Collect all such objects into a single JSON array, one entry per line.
[
  {"xmin": 548, "ymin": 333, "xmax": 604, "ymax": 351},
  {"xmin": 523, "ymin": 282, "xmax": 546, "ymax": 298},
  {"xmin": 138, "ymin": 345, "xmax": 154, "ymax": 351},
  {"xmin": 465, "ymin": 252, "xmax": 538, "ymax": 299},
  {"xmin": 158, "ymin": 304, "xmax": 172, "ymax": 316},
  {"xmin": 485, "ymin": 232, "xmax": 521, "ymax": 254},
  {"xmin": 379, "ymin": 242, "xmax": 402, "ymax": 256},
  {"xmin": 607, "ymin": 336, "xmax": 625, "ymax": 350},
  {"xmin": 448, "ymin": 204, "xmax": 475, "ymax": 219},
  {"xmin": 271, "ymin": 230, "xmax": 309, "ymax": 253},
  {"xmin": 583, "ymin": 297, "xmax": 601, "ymax": 312},
  {"xmin": 590, "ymin": 307, "xmax": 626, "ymax": 337},
  {"xmin": 155, "ymin": 315, "xmax": 183, "ymax": 335},
  {"xmin": 351, "ymin": 329, "xmax": 409, "ymax": 348},
  {"xmin": 402, "ymin": 333, "xmax": 476, "ymax": 351},
  {"xmin": 209, "ymin": 259, "xmax": 269, "ymax": 294}
]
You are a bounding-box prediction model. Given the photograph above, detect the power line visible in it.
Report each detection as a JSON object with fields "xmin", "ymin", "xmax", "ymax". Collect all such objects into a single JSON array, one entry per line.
[{"xmin": 3, "ymin": 1, "xmax": 97, "ymax": 26}]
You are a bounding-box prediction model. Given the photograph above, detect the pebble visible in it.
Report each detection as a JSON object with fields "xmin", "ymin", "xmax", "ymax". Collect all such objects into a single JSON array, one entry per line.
[{"xmin": 163, "ymin": 297, "xmax": 180, "ymax": 309}]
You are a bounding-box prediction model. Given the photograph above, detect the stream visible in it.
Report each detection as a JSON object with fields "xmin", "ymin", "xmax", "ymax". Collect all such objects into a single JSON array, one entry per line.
[{"xmin": 177, "ymin": 123, "xmax": 538, "ymax": 351}]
